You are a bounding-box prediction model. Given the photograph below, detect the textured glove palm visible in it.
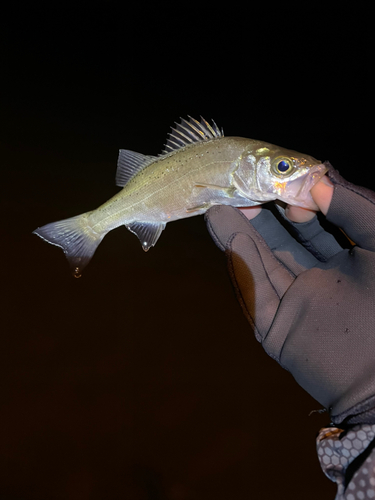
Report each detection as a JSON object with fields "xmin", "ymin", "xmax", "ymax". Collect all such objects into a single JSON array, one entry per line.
[{"xmin": 205, "ymin": 166, "xmax": 375, "ymax": 425}]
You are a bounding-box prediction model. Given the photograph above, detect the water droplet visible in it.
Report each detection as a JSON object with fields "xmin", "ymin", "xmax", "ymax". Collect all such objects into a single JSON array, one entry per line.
[{"xmin": 73, "ymin": 267, "xmax": 82, "ymax": 278}]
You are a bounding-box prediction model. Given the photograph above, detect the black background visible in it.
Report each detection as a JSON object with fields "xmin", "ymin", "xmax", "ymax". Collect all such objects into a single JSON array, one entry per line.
[{"xmin": 1, "ymin": 3, "xmax": 372, "ymax": 499}]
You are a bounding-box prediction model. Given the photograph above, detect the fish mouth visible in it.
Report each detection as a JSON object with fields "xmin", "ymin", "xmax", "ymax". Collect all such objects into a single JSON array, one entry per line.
[{"xmin": 279, "ymin": 163, "xmax": 329, "ymax": 209}]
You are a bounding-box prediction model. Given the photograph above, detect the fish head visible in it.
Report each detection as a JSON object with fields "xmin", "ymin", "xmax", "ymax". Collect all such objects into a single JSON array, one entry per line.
[{"xmin": 233, "ymin": 144, "xmax": 328, "ymax": 209}]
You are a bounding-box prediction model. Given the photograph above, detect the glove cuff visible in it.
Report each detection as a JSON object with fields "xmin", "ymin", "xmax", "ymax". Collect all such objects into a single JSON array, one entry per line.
[{"xmin": 331, "ymin": 393, "xmax": 375, "ymax": 426}]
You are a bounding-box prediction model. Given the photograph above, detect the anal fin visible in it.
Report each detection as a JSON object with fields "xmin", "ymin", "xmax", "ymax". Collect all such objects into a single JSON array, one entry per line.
[{"xmin": 125, "ymin": 221, "xmax": 166, "ymax": 251}]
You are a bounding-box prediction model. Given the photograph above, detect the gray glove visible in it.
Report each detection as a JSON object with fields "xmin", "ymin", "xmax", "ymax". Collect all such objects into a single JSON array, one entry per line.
[{"xmin": 205, "ymin": 165, "xmax": 375, "ymax": 425}]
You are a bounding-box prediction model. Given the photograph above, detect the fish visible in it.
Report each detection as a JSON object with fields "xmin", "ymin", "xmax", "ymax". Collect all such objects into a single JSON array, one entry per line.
[{"xmin": 33, "ymin": 116, "xmax": 327, "ymax": 277}]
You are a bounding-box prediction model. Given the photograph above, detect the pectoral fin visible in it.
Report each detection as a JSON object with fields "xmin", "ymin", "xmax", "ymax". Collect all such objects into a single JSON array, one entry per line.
[
  {"xmin": 194, "ymin": 183, "xmax": 236, "ymax": 195},
  {"xmin": 187, "ymin": 183, "xmax": 258, "ymax": 212},
  {"xmin": 125, "ymin": 221, "xmax": 166, "ymax": 251},
  {"xmin": 186, "ymin": 203, "xmax": 210, "ymax": 213}
]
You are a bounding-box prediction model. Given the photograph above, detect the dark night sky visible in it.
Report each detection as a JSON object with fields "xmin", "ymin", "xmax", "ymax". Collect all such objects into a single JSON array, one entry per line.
[{"xmin": 1, "ymin": 4, "xmax": 372, "ymax": 499}]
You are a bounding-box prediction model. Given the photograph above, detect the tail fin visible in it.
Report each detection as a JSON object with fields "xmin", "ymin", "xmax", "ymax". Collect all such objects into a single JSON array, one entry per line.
[{"xmin": 33, "ymin": 213, "xmax": 105, "ymax": 277}]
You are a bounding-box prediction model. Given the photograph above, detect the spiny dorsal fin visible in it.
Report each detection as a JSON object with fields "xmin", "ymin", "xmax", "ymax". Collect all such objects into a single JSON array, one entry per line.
[
  {"xmin": 161, "ymin": 116, "xmax": 223, "ymax": 155},
  {"xmin": 117, "ymin": 117, "xmax": 223, "ymax": 186},
  {"xmin": 116, "ymin": 150, "xmax": 157, "ymax": 187}
]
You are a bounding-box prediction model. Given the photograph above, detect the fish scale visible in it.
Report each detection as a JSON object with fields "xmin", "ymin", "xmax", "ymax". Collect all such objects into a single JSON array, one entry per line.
[{"xmin": 33, "ymin": 116, "xmax": 327, "ymax": 277}]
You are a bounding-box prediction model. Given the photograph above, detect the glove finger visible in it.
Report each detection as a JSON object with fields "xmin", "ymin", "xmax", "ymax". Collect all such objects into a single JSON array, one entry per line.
[
  {"xmin": 248, "ymin": 208, "xmax": 319, "ymax": 275},
  {"xmin": 205, "ymin": 205, "xmax": 261, "ymax": 251},
  {"xmin": 206, "ymin": 205, "xmax": 319, "ymax": 276},
  {"xmin": 227, "ymin": 231, "xmax": 294, "ymax": 342},
  {"xmin": 326, "ymin": 165, "xmax": 375, "ymax": 251},
  {"xmin": 274, "ymin": 204, "xmax": 344, "ymax": 262}
]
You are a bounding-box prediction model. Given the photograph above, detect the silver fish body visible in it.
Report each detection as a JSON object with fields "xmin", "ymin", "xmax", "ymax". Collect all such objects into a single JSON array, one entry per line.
[{"xmin": 34, "ymin": 117, "xmax": 327, "ymax": 276}]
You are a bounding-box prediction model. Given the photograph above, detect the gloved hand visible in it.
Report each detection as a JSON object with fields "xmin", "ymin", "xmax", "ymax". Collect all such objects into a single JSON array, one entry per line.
[{"xmin": 205, "ymin": 164, "xmax": 375, "ymax": 425}]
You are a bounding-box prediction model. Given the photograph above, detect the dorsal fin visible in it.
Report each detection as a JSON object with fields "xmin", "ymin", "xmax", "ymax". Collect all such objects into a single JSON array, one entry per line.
[
  {"xmin": 117, "ymin": 117, "xmax": 223, "ymax": 186},
  {"xmin": 116, "ymin": 150, "xmax": 157, "ymax": 187},
  {"xmin": 161, "ymin": 116, "xmax": 223, "ymax": 155}
]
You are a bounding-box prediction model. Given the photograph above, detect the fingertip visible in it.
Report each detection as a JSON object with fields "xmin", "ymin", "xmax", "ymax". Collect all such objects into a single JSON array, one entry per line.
[
  {"xmin": 205, "ymin": 205, "xmax": 259, "ymax": 252},
  {"xmin": 310, "ymin": 176, "xmax": 334, "ymax": 215},
  {"xmin": 285, "ymin": 205, "xmax": 317, "ymax": 223},
  {"xmin": 239, "ymin": 206, "xmax": 262, "ymax": 220}
]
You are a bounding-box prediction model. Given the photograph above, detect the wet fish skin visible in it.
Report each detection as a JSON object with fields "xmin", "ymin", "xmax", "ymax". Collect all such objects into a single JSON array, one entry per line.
[
  {"xmin": 91, "ymin": 136, "xmax": 255, "ymax": 227},
  {"xmin": 33, "ymin": 117, "xmax": 327, "ymax": 276}
]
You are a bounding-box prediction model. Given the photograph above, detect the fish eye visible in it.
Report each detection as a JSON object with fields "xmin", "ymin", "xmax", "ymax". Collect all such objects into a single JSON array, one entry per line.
[
  {"xmin": 271, "ymin": 157, "xmax": 295, "ymax": 177},
  {"xmin": 277, "ymin": 160, "xmax": 290, "ymax": 172}
]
